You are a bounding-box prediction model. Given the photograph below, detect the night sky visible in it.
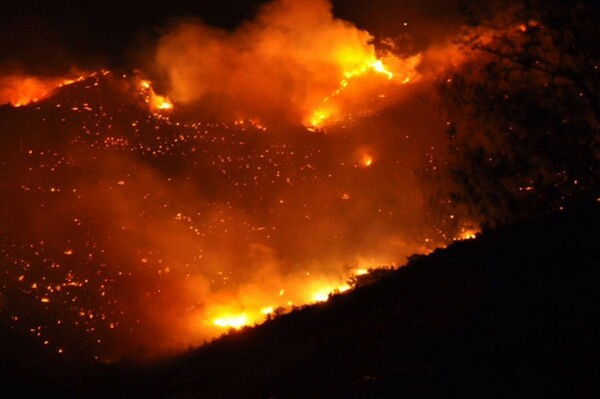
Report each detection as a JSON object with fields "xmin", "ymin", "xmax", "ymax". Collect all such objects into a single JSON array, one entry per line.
[{"xmin": 0, "ymin": 0, "xmax": 464, "ymax": 72}]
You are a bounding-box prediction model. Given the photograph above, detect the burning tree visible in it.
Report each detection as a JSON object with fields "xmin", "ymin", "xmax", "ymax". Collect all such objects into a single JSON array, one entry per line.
[{"xmin": 440, "ymin": 0, "xmax": 599, "ymax": 226}]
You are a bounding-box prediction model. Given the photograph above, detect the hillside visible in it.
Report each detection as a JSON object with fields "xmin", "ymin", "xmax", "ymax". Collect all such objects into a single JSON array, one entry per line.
[
  {"xmin": 69, "ymin": 204, "xmax": 598, "ymax": 398},
  {"xmin": 1, "ymin": 205, "xmax": 598, "ymax": 397}
]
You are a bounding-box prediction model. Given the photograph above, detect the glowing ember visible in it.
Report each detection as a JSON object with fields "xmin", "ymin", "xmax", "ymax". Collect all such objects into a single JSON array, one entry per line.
[
  {"xmin": 0, "ymin": 0, "xmax": 475, "ymax": 362},
  {"xmin": 458, "ymin": 229, "xmax": 479, "ymax": 240},
  {"xmin": 0, "ymin": 67, "xmax": 463, "ymax": 360}
]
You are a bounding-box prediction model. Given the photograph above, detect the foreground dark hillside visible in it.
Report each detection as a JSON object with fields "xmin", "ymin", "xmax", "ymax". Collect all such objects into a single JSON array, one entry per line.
[
  {"xmin": 2, "ymin": 205, "xmax": 598, "ymax": 397},
  {"xmin": 95, "ymin": 205, "xmax": 598, "ymax": 398}
]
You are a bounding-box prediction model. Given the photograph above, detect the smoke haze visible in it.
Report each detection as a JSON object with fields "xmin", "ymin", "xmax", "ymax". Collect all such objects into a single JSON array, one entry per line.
[{"xmin": 0, "ymin": 0, "xmax": 476, "ymax": 360}]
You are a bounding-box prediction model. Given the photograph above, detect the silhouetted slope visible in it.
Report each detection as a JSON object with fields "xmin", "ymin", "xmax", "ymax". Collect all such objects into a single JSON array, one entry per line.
[
  {"xmin": 1, "ymin": 206, "xmax": 597, "ymax": 397},
  {"xmin": 93, "ymin": 205, "xmax": 599, "ymax": 398}
]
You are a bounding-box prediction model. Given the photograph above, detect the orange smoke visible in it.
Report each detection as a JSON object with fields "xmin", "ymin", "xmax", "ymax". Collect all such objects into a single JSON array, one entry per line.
[
  {"xmin": 154, "ymin": 0, "xmax": 421, "ymax": 127},
  {"xmin": 0, "ymin": 0, "xmax": 484, "ymax": 362},
  {"xmin": 0, "ymin": 73, "xmax": 84, "ymax": 107}
]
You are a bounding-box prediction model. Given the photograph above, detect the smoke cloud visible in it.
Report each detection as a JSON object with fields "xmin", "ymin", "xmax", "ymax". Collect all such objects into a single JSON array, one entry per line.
[
  {"xmin": 0, "ymin": 0, "xmax": 476, "ymax": 361},
  {"xmin": 153, "ymin": 0, "xmax": 422, "ymax": 126}
]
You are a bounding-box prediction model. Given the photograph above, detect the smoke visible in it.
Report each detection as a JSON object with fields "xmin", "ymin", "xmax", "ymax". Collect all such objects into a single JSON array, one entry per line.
[
  {"xmin": 153, "ymin": 0, "xmax": 422, "ymax": 126},
  {"xmin": 0, "ymin": 0, "xmax": 479, "ymax": 361}
]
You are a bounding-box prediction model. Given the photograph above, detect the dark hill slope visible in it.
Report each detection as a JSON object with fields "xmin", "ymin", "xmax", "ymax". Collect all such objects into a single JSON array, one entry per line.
[{"xmin": 98, "ymin": 205, "xmax": 599, "ymax": 398}]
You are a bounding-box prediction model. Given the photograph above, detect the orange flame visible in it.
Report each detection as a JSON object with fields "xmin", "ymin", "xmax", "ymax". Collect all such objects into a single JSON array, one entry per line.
[
  {"xmin": 155, "ymin": 0, "xmax": 422, "ymax": 128},
  {"xmin": 205, "ymin": 265, "xmax": 386, "ymax": 332},
  {"xmin": 305, "ymin": 53, "xmax": 420, "ymax": 129},
  {"xmin": 0, "ymin": 74, "xmax": 84, "ymax": 107},
  {"xmin": 213, "ymin": 314, "xmax": 248, "ymax": 329},
  {"xmin": 138, "ymin": 79, "xmax": 174, "ymax": 112}
]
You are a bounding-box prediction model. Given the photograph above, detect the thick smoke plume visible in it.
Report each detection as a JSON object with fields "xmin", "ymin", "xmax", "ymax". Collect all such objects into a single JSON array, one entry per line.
[
  {"xmin": 0, "ymin": 0, "xmax": 475, "ymax": 361},
  {"xmin": 154, "ymin": 0, "xmax": 421, "ymax": 126}
]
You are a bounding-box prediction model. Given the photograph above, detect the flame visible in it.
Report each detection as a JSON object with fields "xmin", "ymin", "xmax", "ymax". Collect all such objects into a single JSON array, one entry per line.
[
  {"xmin": 311, "ymin": 283, "xmax": 351, "ymax": 302},
  {"xmin": 138, "ymin": 79, "xmax": 174, "ymax": 112},
  {"xmin": 206, "ymin": 267, "xmax": 374, "ymax": 332},
  {"xmin": 155, "ymin": 0, "xmax": 422, "ymax": 128},
  {"xmin": 361, "ymin": 153, "xmax": 374, "ymax": 167},
  {"xmin": 458, "ymin": 229, "xmax": 479, "ymax": 241},
  {"xmin": 213, "ymin": 314, "xmax": 248, "ymax": 329},
  {"xmin": 344, "ymin": 58, "xmax": 394, "ymax": 80},
  {"xmin": 369, "ymin": 60, "xmax": 394, "ymax": 80},
  {"xmin": 308, "ymin": 108, "xmax": 334, "ymax": 129},
  {"xmin": 261, "ymin": 306, "xmax": 275, "ymax": 315},
  {"xmin": 154, "ymin": 96, "xmax": 174, "ymax": 110},
  {"xmin": 0, "ymin": 74, "xmax": 85, "ymax": 107},
  {"xmin": 0, "ymin": 0, "xmax": 480, "ymax": 361},
  {"xmin": 305, "ymin": 54, "xmax": 418, "ymax": 129}
]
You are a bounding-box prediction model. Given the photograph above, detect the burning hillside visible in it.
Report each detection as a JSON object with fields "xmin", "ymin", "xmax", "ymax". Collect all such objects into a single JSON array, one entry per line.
[{"xmin": 0, "ymin": 0, "xmax": 476, "ymax": 361}]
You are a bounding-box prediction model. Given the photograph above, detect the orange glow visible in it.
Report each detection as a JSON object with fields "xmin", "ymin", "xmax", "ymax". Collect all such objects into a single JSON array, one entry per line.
[
  {"xmin": 138, "ymin": 79, "xmax": 174, "ymax": 112},
  {"xmin": 313, "ymin": 283, "xmax": 350, "ymax": 302},
  {"xmin": 369, "ymin": 60, "xmax": 394, "ymax": 80},
  {"xmin": 0, "ymin": 74, "xmax": 84, "ymax": 107},
  {"xmin": 155, "ymin": 0, "xmax": 422, "ymax": 128},
  {"xmin": 361, "ymin": 154, "xmax": 374, "ymax": 167},
  {"xmin": 213, "ymin": 314, "xmax": 248, "ymax": 329},
  {"xmin": 458, "ymin": 229, "xmax": 479, "ymax": 240},
  {"xmin": 0, "ymin": 0, "xmax": 482, "ymax": 361},
  {"xmin": 261, "ymin": 306, "xmax": 275, "ymax": 315},
  {"xmin": 454, "ymin": 223, "xmax": 480, "ymax": 241},
  {"xmin": 308, "ymin": 108, "xmax": 334, "ymax": 129},
  {"xmin": 154, "ymin": 96, "xmax": 174, "ymax": 110},
  {"xmin": 304, "ymin": 53, "xmax": 420, "ymax": 128},
  {"xmin": 203, "ymin": 267, "xmax": 377, "ymax": 332}
]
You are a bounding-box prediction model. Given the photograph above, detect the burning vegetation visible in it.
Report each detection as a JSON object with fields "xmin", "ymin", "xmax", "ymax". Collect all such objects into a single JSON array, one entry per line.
[
  {"xmin": 0, "ymin": 73, "xmax": 84, "ymax": 107},
  {"xmin": 4, "ymin": 0, "xmax": 595, "ymax": 365},
  {"xmin": 153, "ymin": 0, "xmax": 421, "ymax": 128},
  {"xmin": 0, "ymin": 63, "xmax": 468, "ymax": 360}
]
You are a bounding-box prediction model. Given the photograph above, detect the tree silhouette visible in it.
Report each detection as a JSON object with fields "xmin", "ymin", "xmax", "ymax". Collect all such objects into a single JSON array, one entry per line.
[{"xmin": 440, "ymin": 0, "xmax": 599, "ymax": 226}]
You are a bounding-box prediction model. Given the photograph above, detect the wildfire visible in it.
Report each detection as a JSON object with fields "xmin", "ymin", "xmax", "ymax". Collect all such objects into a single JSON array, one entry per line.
[
  {"xmin": 305, "ymin": 54, "xmax": 415, "ymax": 129},
  {"xmin": 308, "ymin": 108, "xmax": 334, "ymax": 129},
  {"xmin": 344, "ymin": 58, "xmax": 395, "ymax": 81},
  {"xmin": 311, "ymin": 283, "xmax": 351, "ymax": 302},
  {"xmin": 138, "ymin": 79, "xmax": 174, "ymax": 112},
  {"xmin": 0, "ymin": 0, "xmax": 476, "ymax": 362},
  {"xmin": 213, "ymin": 314, "xmax": 248, "ymax": 329},
  {"xmin": 0, "ymin": 74, "xmax": 85, "ymax": 107},
  {"xmin": 458, "ymin": 229, "xmax": 479, "ymax": 241},
  {"xmin": 207, "ymin": 267, "xmax": 379, "ymax": 332}
]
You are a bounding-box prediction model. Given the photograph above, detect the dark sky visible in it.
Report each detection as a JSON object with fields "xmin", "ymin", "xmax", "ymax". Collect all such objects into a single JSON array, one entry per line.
[
  {"xmin": 0, "ymin": 0, "xmax": 267, "ymax": 71},
  {"xmin": 0, "ymin": 0, "xmax": 463, "ymax": 74}
]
